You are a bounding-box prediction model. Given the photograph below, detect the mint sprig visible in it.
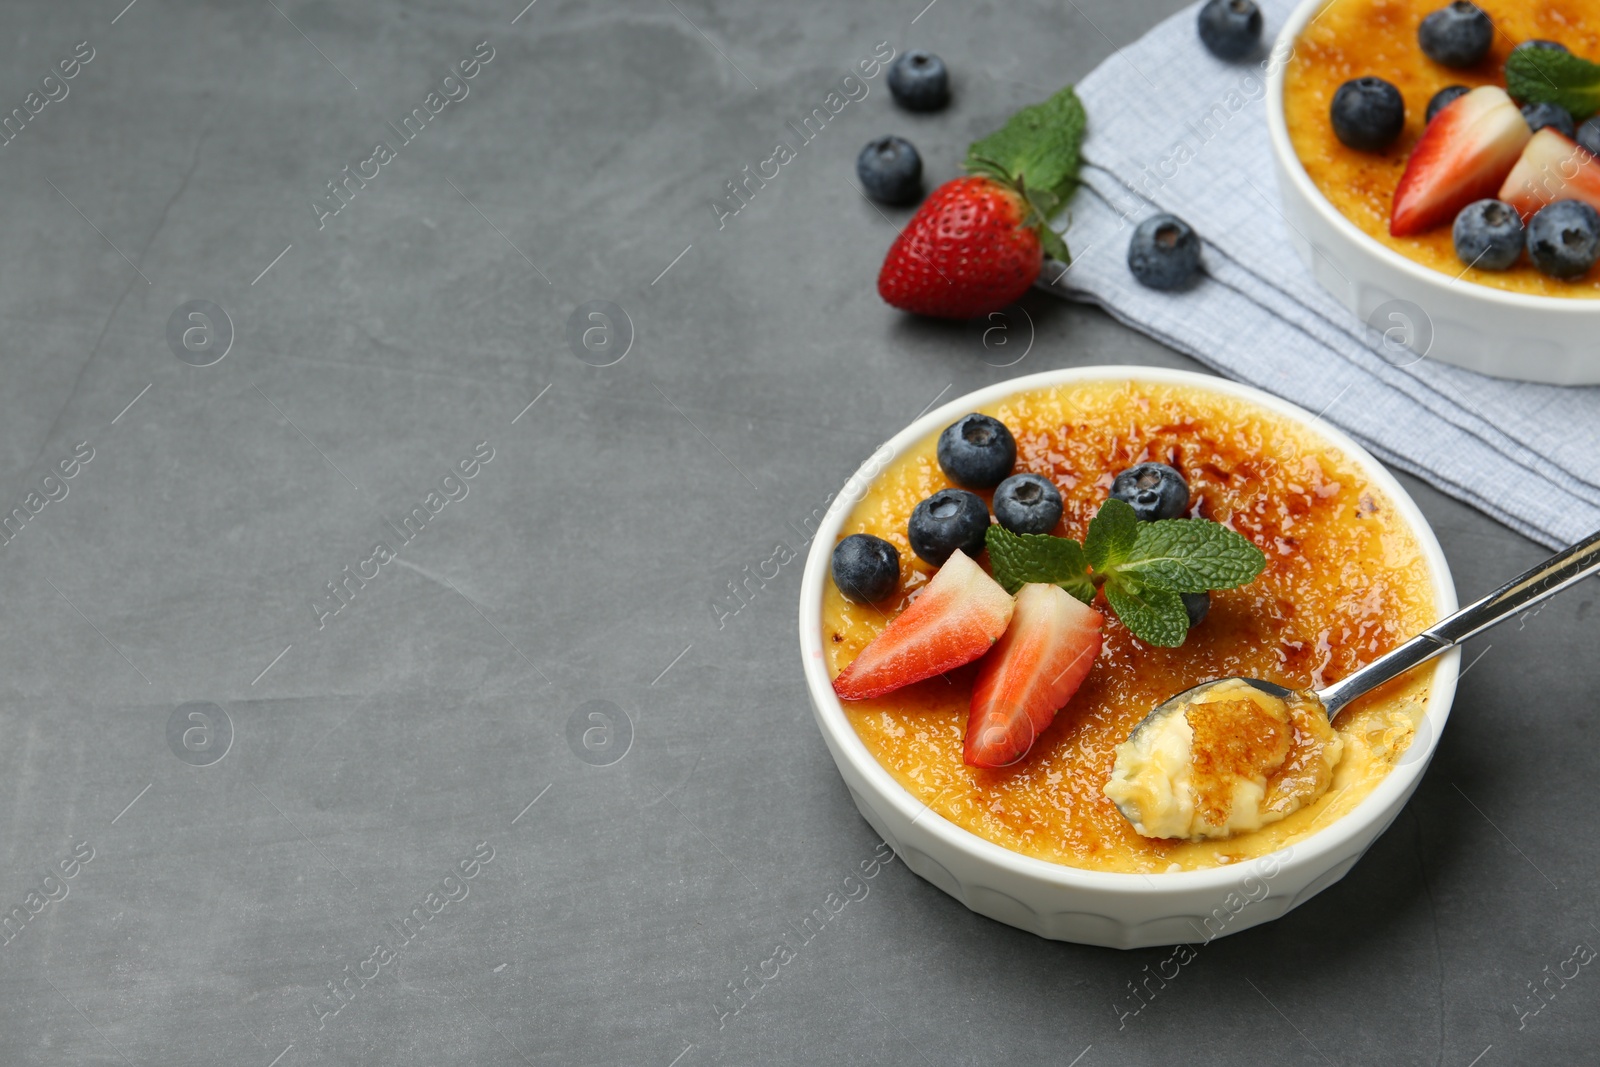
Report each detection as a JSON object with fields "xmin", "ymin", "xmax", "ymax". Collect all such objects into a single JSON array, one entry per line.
[
  {"xmin": 1084, "ymin": 497, "xmax": 1139, "ymax": 573},
  {"xmin": 964, "ymin": 85, "xmax": 1086, "ymax": 264},
  {"xmin": 986, "ymin": 498, "xmax": 1267, "ymax": 648},
  {"xmin": 1118, "ymin": 516, "xmax": 1268, "ymax": 591},
  {"xmin": 1102, "ymin": 581, "xmax": 1189, "ymax": 649},
  {"xmin": 1506, "ymin": 48, "xmax": 1600, "ymax": 121},
  {"xmin": 985, "ymin": 526, "xmax": 1094, "ymax": 602}
]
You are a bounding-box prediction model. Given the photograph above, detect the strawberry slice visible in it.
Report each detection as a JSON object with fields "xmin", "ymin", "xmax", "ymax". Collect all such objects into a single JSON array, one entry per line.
[
  {"xmin": 964, "ymin": 583, "xmax": 1103, "ymax": 769},
  {"xmin": 1390, "ymin": 86, "xmax": 1531, "ymax": 237},
  {"xmin": 1499, "ymin": 128, "xmax": 1600, "ymax": 220},
  {"xmin": 832, "ymin": 549, "xmax": 1014, "ymax": 701}
]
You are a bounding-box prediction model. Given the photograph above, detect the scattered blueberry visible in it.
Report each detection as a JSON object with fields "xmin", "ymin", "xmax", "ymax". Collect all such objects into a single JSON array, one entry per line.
[
  {"xmin": 887, "ymin": 51, "xmax": 950, "ymax": 111},
  {"xmin": 1127, "ymin": 214, "xmax": 1202, "ymax": 291},
  {"xmin": 993, "ymin": 473, "xmax": 1064, "ymax": 536},
  {"xmin": 1452, "ymin": 199, "xmax": 1525, "ymax": 271},
  {"xmin": 1526, "ymin": 199, "xmax": 1600, "ymax": 279},
  {"xmin": 831, "ymin": 533, "xmax": 901, "ymax": 604},
  {"xmin": 1331, "ymin": 77, "xmax": 1406, "ymax": 152},
  {"xmin": 856, "ymin": 136, "xmax": 923, "ymax": 205},
  {"xmin": 1197, "ymin": 0, "xmax": 1262, "ymax": 61},
  {"xmin": 936, "ymin": 413, "xmax": 1016, "ymax": 489},
  {"xmin": 1110, "ymin": 463, "xmax": 1191, "ymax": 522},
  {"xmin": 908, "ymin": 489, "xmax": 990, "ymax": 566},
  {"xmin": 1182, "ymin": 591, "xmax": 1211, "ymax": 628},
  {"xmin": 1425, "ymin": 84, "xmax": 1470, "ymax": 123},
  {"xmin": 1522, "ymin": 101, "xmax": 1576, "ymax": 138},
  {"xmin": 1417, "ymin": 3, "xmax": 1493, "ymax": 68},
  {"xmin": 1514, "ymin": 39, "xmax": 1569, "ymax": 53}
]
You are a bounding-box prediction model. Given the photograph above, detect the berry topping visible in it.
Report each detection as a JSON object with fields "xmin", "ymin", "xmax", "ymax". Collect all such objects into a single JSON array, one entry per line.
[
  {"xmin": 1499, "ymin": 128, "xmax": 1600, "ymax": 220},
  {"xmin": 1522, "ymin": 101, "xmax": 1576, "ymax": 139},
  {"xmin": 1197, "ymin": 0, "xmax": 1262, "ymax": 61},
  {"xmin": 993, "ymin": 473, "xmax": 1064, "ymax": 535},
  {"xmin": 831, "ymin": 533, "xmax": 901, "ymax": 604},
  {"xmin": 1110, "ymin": 462, "xmax": 1191, "ymax": 522},
  {"xmin": 887, "ymin": 50, "xmax": 950, "ymax": 111},
  {"xmin": 1331, "ymin": 77, "xmax": 1405, "ymax": 152},
  {"xmin": 832, "ymin": 550, "xmax": 1013, "ymax": 701},
  {"xmin": 1426, "ymin": 85, "xmax": 1470, "ymax": 124},
  {"xmin": 1127, "ymin": 213, "xmax": 1202, "ymax": 290},
  {"xmin": 1182, "ymin": 591, "xmax": 1211, "ymax": 628},
  {"xmin": 1452, "ymin": 199, "xmax": 1525, "ymax": 270},
  {"xmin": 1390, "ymin": 86, "xmax": 1530, "ymax": 236},
  {"xmin": 908, "ymin": 488, "xmax": 991, "ymax": 566},
  {"xmin": 1417, "ymin": 3, "xmax": 1493, "ymax": 69},
  {"xmin": 965, "ymin": 582, "xmax": 1103, "ymax": 768},
  {"xmin": 1526, "ymin": 199, "xmax": 1600, "ymax": 279},
  {"xmin": 937, "ymin": 413, "xmax": 1017, "ymax": 488},
  {"xmin": 856, "ymin": 135, "xmax": 923, "ymax": 206}
]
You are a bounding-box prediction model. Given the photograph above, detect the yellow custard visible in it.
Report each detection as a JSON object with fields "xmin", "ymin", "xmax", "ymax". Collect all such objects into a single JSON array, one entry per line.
[
  {"xmin": 1284, "ymin": 0, "xmax": 1600, "ymax": 296},
  {"xmin": 822, "ymin": 381, "xmax": 1442, "ymax": 873}
]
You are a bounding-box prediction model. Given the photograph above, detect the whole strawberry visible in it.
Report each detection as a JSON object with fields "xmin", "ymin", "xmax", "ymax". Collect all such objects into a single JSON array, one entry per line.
[
  {"xmin": 878, "ymin": 177, "xmax": 1042, "ymax": 319},
  {"xmin": 877, "ymin": 85, "xmax": 1085, "ymax": 320}
]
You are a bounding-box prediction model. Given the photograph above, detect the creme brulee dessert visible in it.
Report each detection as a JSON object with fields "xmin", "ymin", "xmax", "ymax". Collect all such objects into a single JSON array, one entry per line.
[
  {"xmin": 1284, "ymin": 0, "xmax": 1600, "ymax": 296},
  {"xmin": 822, "ymin": 380, "xmax": 1441, "ymax": 874}
]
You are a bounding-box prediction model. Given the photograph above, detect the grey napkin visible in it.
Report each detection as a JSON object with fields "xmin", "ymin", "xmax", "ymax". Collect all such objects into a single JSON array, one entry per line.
[{"xmin": 1040, "ymin": 0, "xmax": 1600, "ymax": 550}]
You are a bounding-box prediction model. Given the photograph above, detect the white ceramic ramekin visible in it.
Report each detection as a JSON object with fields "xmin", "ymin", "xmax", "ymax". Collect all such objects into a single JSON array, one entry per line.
[
  {"xmin": 798, "ymin": 367, "xmax": 1459, "ymax": 949},
  {"xmin": 1266, "ymin": 0, "xmax": 1600, "ymax": 385}
]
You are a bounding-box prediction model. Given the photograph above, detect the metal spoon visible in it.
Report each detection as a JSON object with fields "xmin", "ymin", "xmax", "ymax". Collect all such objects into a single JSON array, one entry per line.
[{"xmin": 1111, "ymin": 526, "xmax": 1600, "ymax": 834}]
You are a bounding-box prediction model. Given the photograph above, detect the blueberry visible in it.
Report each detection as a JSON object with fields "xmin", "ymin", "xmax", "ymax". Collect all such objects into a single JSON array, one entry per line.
[
  {"xmin": 1197, "ymin": 0, "xmax": 1262, "ymax": 61},
  {"xmin": 1515, "ymin": 39, "xmax": 1569, "ymax": 53},
  {"xmin": 1521, "ymin": 101, "xmax": 1576, "ymax": 138},
  {"xmin": 1425, "ymin": 84, "xmax": 1469, "ymax": 123},
  {"xmin": 1578, "ymin": 116, "xmax": 1600, "ymax": 156},
  {"xmin": 856, "ymin": 136, "xmax": 923, "ymax": 205},
  {"xmin": 1526, "ymin": 199, "xmax": 1600, "ymax": 279},
  {"xmin": 936, "ymin": 413, "xmax": 1016, "ymax": 489},
  {"xmin": 887, "ymin": 51, "xmax": 950, "ymax": 111},
  {"xmin": 1182, "ymin": 591, "xmax": 1211, "ymax": 628},
  {"xmin": 1331, "ymin": 77, "xmax": 1405, "ymax": 152},
  {"xmin": 831, "ymin": 533, "xmax": 901, "ymax": 603},
  {"xmin": 993, "ymin": 473, "xmax": 1064, "ymax": 535},
  {"xmin": 908, "ymin": 489, "xmax": 990, "ymax": 565},
  {"xmin": 1453, "ymin": 199, "xmax": 1525, "ymax": 271},
  {"xmin": 1110, "ymin": 463, "xmax": 1190, "ymax": 522},
  {"xmin": 1417, "ymin": 3, "xmax": 1493, "ymax": 68},
  {"xmin": 1127, "ymin": 214, "xmax": 1202, "ymax": 291}
]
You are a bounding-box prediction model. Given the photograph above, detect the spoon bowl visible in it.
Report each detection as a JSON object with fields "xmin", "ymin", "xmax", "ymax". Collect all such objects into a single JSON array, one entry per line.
[{"xmin": 1112, "ymin": 525, "xmax": 1600, "ymax": 841}]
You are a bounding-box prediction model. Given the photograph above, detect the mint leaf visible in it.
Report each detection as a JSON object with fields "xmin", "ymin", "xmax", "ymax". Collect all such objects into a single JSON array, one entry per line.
[
  {"xmin": 985, "ymin": 525, "xmax": 1094, "ymax": 603},
  {"xmin": 964, "ymin": 85, "xmax": 1087, "ymax": 224},
  {"xmin": 1102, "ymin": 574, "xmax": 1189, "ymax": 648},
  {"xmin": 1084, "ymin": 498, "xmax": 1139, "ymax": 574},
  {"xmin": 1507, "ymin": 48, "xmax": 1600, "ymax": 120},
  {"xmin": 1113, "ymin": 519, "xmax": 1267, "ymax": 593}
]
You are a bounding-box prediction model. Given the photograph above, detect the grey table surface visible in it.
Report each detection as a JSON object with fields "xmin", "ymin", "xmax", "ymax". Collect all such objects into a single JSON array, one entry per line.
[{"xmin": 0, "ymin": 0, "xmax": 1593, "ymax": 1064}]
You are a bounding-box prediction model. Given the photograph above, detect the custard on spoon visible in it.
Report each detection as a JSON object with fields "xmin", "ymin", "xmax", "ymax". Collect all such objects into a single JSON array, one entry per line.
[
  {"xmin": 1107, "ymin": 526, "xmax": 1600, "ymax": 841},
  {"xmin": 1104, "ymin": 679, "xmax": 1340, "ymax": 840}
]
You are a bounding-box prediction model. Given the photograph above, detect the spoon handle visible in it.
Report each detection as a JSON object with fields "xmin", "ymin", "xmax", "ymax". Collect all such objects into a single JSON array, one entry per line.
[{"xmin": 1317, "ymin": 526, "xmax": 1600, "ymax": 715}]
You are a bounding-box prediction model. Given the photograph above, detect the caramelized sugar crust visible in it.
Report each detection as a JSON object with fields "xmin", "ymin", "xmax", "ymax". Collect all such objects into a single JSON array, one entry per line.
[{"xmin": 822, "ymin": 382, "xmax": 1439, "ymax": 873}]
